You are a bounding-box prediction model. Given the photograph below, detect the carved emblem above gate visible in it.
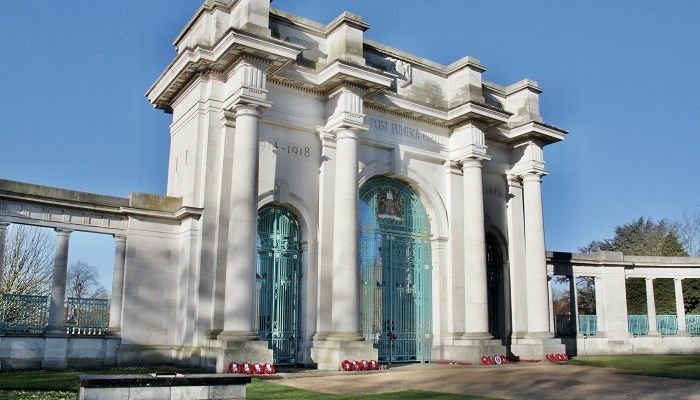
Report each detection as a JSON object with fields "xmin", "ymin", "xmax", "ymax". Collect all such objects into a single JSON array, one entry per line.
[{"xmin": 376, "ymin": 187, "xmax": 403, "ymax": 222}]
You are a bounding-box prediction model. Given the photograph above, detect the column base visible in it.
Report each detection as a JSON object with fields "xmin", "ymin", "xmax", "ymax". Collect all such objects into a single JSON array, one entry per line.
[
  {"xmin": 311, "ymin": 338, "xmax": 377, "ymax": 370},
  {"xmin": 213, "ymin": 331, "xmax": 272, "ymax": 373},
  {"xmin": 510, "ymin": 337, "xmax": 565, "ymax": 360},
  {"xmin": 439, "ymin": 338, "xmax": 505, "ymax": 364}
]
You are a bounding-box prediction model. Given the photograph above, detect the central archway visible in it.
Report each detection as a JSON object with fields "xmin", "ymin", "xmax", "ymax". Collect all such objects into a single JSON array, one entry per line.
[{"xmin": 359, "ymin": 177, "xmax": 432, "ymax": 363}]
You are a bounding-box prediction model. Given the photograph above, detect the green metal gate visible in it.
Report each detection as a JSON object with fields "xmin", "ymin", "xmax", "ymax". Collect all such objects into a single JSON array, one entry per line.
[
  {"xmin": 359, "ymin": 177, "xmax": 432, "ymax": 363},
  {"xmin": 256, "ymin": 206, "xmax": 301, "ymax": 365}
]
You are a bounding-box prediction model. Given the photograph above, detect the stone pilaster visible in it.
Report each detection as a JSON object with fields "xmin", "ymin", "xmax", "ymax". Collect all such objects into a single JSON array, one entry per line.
[
  {"xmin": 46, "ymin": 229, "xmax": 72, "ymax": 336},
  {"xmin": 443, "ymin": 161, "xmax": 465, "ymax": 341},
  {"xmin": 645, "ymin": 278, "xmax": 658, "ymax": 335},
  {"xmin": 0, "ymin": 222, "xmax": 9, "ymax": 292},
  {"xmin": 107, "ymin": 235, "xmax": 127, "ymax": 336},
  {"xmin": 594, "ymin": 276, "xmax": 606, "ymax": 336}
]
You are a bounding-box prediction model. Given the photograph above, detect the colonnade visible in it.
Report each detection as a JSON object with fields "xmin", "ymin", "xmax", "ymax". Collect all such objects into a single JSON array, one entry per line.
[
  {"xmin": 548, "ymin": 273, "xmax": 694, "ymax": 336},
  {"xmin": 0, "ymin": 222, "xmax": 127, "ymax": 336}
]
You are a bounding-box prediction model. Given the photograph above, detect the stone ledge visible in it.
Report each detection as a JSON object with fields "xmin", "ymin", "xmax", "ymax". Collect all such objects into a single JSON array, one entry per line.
[{"xmin": 76, "ymin": 373, "xmax": 251, "ymax": 388}]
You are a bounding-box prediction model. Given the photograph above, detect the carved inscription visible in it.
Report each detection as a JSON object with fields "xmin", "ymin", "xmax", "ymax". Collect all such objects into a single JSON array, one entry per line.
[
  {"xmin": 366, "ymin": 116, "xmax": 447, "ymax": 147},
  {"xmin": 259, "ymin": 139, "xmax": 311, "ymax": 158}
]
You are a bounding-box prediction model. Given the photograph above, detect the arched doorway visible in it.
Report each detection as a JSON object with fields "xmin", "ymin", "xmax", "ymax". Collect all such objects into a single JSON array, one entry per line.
[
  {"xmin": 359, "ymin": 177, "xmax": 432, "ymax": 363},
  {"xmin": 486, "ymin": 233, "xmax": 508, "ymax": 343},
  {"xmin": 256, "ymin": 206, "xmax": 301, "ymax": 365}
]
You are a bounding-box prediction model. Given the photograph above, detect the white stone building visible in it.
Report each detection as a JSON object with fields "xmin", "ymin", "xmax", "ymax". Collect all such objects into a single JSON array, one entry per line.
[
  {"xmin": 144, "ymin": 0, "xmax": 567, "ymax": 370},
  {"xmin": 2, "ymin": 0, "xmax": 698, "ymax": 372}
]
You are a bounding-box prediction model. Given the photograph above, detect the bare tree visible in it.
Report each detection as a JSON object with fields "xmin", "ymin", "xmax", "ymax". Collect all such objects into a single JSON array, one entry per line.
[
  {"xmin": 1, "ymin": 224, "xmax": 54, "ymax": 295},
  {"xmin": 66, "ymin": 260, "xmax": 109, "ymax": 299},
  {"xmin": 671, "ymin": 208, "xmax": 700, "ymax": 257}
]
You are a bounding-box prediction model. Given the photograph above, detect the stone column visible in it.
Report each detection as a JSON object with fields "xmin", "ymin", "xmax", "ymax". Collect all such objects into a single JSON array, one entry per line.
[
  {"xmin": 328, "ymin": 127, "xmax": 364, "ymax": 341},
  {"xmin": 569, "ymin": 276, "xmax": 579, "ymax": 336},
  {"xmin": 222, "ymin": 104, "xmax": 264, "ymax": 338},
  {"xmin": 46, "ymin": 229, "xmax": 72, "ymax": 335},
  {"xmin": 0, "ymin": 222, "xmax": 9, "ymax": 292},
  {"xmin": 461, "ymin": 159, "xmax": 491, "ymax": 339},
  {"xmin": 594, "ymin": 276, "xmax": 606, "ymax": 336},
  {"xmin": 522, "ymin": 173, "xmax": 553, "ymax": 337},
  {"xmin": 108, "ymin": 235, "xmax": 127, "ymax": 336},
  {"xmin": 674, "ymin": 278, "xmax": 687, "ymax": 335},
  {"xmin": 547, "ymin": 276, "xmax": 554, "ymax": 333},
  {"xmin": 645, "ymin": 278, "xmax": 658, "ymax": 335}
]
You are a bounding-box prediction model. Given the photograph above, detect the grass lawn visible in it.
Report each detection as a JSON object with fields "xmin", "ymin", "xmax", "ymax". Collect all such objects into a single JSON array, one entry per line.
[
  {"xmin": 569, "ymin": 355, "xmax": 700, "ymax": 380},
  {"xmin": 0, "ymin": 368, "xmax": 497, "ymax": 400}
]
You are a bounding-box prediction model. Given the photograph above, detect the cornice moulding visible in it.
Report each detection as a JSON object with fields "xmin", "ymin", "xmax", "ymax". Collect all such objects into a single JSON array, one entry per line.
[{"xmin": 148, "ymin": 28, "xmax": 303, "ymax": 111}]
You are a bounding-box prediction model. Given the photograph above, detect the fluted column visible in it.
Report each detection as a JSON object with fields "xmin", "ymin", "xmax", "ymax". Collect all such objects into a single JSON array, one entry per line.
[
  {"xmin": 461, "ymin": 159, "xmax": 491, "ymax": 339},
  {"xmin": 328, "ymin": 127, "xmax": 364, "ymax": 341},
  {"xmin": 674, "ymin": 278, "xmax": 687, "ymax": 335},
  {"xmin": 0, "ymin": 222, "xmax": 9, "ymax": 292},
  {"xmin": 221, "ymin": 104, "xmax": 263, "ymax": 339},
  {"xmin": 645, "ymin": 278, "xmax": 658, "ymax": 335},
  {"xmin": 46, "ymin": 229, "xmax": 72, "ymax": 335},
  {"xmin": 522, "ymin": 173, "xmax": 553, "ymax": 337},
  {"xmin": 108, "ymin": 235, "xmax": 127, "ymax": 335}
]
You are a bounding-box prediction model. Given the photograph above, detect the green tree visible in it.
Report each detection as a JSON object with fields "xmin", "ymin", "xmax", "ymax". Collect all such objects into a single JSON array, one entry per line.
[
  {"xmin": 583, "ymin": 217, "xmax": 696, "ymax": 317},
  {"xmin": 660, "ymin": 232, "xmax": 688, "ymax": 257},
  {"xmin": 580, "ymin": 217, "xmax": 690, "ymax": 257}
]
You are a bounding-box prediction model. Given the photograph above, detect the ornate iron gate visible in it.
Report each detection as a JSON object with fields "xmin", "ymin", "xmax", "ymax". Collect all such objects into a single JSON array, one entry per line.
[
  {"xmin": 359, "ymin": 177, "xmax": 432, "ymax": 363},
  {"xmin": 256, "ymin": 206, "xmax": 301, "ymax": 365}
]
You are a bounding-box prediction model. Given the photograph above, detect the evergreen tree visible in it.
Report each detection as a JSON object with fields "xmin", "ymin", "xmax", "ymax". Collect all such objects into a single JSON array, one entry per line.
[{"xmin": 660, "ymin": 232, "xmax": 688, "ymax": 257}]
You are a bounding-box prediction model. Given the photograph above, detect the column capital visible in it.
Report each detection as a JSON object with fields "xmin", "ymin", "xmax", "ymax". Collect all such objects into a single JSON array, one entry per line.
[
  {"xmin": 113, "ymin": 234, "xmax": 127, "ymax": 243},
  {"xmin": 645, "ymin": 277, "xmax": 655, "ymax": 283},
  {"xmin": 0, "ymin": 222, "xmax": 10, "ymax": 229},
  {"xmin": 520, "ymin": 172, "xmax": 544, "ymax": 184},
  {"xmin": 674, "ymin": 277, "xmax": 684, "ymax": 283},
  {"xmin": 459, "ymin": 158, "xmax": 484, "ymax": 170},
  {"xmin": 54, "ymin": 228, "xmax": 73, "ymax": 236}
]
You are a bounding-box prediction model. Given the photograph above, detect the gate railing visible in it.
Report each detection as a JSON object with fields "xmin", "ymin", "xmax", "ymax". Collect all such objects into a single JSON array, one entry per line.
[
  {"xmin": 628, "ymin": 314, "xmax": 686, "ymax": 335},
  {"xmin": 0, "ymin": 294, "xmax": 48, "ymax": 334},
  {"xmin": 65, "ymin": 297, "xmax": 110, "ymax": 335},
  {"xmin": 578, "ymin": 315, "xmax": 598, "ymax": 336},
  {"xmin": 555, "ymin": 314, "xmax": 598, "ymax": 336},
  {"xmin": 554, "ymin": 315, "xmax": 573, "ymax": 337},
  {"xmin": 0, "ymin": 294, "xmax": 109, "ymax": 335},
  {"xmin": 628, "ymin": 315, "xmax": 649, "ymax": 335},
  {"xmin": 687, "ymin": 315, "xmax": 700, "ymax": 335},
  {"xmin": 656, "ymin": 315, "xmax": 678, "ymax": 335}
]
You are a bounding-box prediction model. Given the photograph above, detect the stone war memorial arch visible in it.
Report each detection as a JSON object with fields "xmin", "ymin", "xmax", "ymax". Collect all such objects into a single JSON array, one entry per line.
[{"xmin": 1, "ymin": 0, "xmax": 699, "ymax": 371}]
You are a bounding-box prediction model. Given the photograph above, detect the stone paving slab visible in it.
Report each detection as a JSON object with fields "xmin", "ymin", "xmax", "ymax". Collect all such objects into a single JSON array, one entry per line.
[{"xmin": 272, "ymin": 363, "xmax": 700, "ymax": 400}]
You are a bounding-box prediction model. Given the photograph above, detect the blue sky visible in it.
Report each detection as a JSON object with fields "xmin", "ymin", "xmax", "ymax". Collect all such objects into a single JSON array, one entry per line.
[{"xmin": 1, "ymin": 1, "xmax": 699, "ymax": 289}]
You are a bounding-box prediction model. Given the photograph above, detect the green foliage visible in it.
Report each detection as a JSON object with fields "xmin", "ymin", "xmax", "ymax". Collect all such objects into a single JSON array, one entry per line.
[
  {"xmin": 579, "ymin": 217, "xmax": 690, "ymax": 256},
  {"xmin": 0, "ymin": 391, "xmax": 74, "ymax": 400},
  {"xmin": 569, "ymin": 355, "xmax": 700, "ymax": 380},
  {"xmin": 683, "ymin": 278, "xmax": 700, "ymax": 314},
  {"xmin": 660, "ymin": 232, "xmax": 688, "ymax": 257},
  {"xmin": 654, "ymin": 278, "xmax": 676, "ymax": 314},
  {"xmin": 626, "ymin": 278, "xmax": 647, "ymax": 315},
  {"xmin": 576, "ymin": 277, "xmax": 596, "ymax": 315}
]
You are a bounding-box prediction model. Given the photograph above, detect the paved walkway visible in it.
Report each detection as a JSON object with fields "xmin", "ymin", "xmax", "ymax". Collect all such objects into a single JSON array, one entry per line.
[{"xmin": 271, "ymin": 363, "xmax": 700, "ymax": 399}]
